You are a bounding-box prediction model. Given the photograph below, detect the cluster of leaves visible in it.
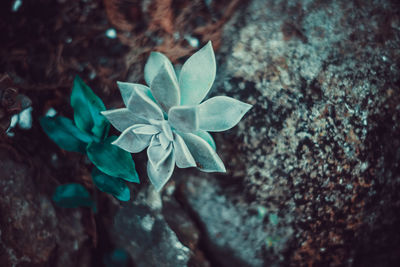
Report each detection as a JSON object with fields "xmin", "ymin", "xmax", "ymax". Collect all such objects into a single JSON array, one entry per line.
[{"xmin": 40, "ymin": 76, "xmax": 139, "ymax": 204}]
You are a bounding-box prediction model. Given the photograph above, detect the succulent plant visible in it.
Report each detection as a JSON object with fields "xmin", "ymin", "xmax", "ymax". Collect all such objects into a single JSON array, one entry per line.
[{"xmin": 102, "ymin": 41, "xmax": 252, "ymax": 191}]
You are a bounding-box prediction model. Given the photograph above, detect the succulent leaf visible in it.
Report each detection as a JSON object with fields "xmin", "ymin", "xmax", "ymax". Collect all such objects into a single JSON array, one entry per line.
[
  {"xmin": 150, "ymin": 61, "xmax": 180, "ymax": 112},
  {"xmin": 173, "ymin": 133, "xmax": 196, "ymax": 168},
  {"xmin": 179, "ymin": 132, "xmax": 226, "ymax": 172},
  {"xmin": 101, "ymin": 108, "xmax": 147, "ymax": 132},
  {"xmin": 147, "ymin": 138, "xmax": 176, "ymax": 192},
  {"xmin": 198, "ymin": 96, "xmax": 252, "ymax": 132},
  {"xmin": 116, "ymin": 82, "xmax": 156, "ymax": 107},
  {"xmin": 179, "ymin": 41, "xmax": 216, "ymax": 105},
  {"xmin": 192, "ymin": 130, "xmax": 216, "ymax": 150},
  {"xmin": 126, "ymin": 85, "xmax": 164, "ymax": 121},
  {"xmin": 168, "ymin": 105, "xmax": 199, "ymax": 133},
  {"xmin": 144, "ymin": 52, "xmax": 175, "ymax": 87},
  {"xmin": 113, "ymin": 124, "xmax": 157, "ymax": 153}
]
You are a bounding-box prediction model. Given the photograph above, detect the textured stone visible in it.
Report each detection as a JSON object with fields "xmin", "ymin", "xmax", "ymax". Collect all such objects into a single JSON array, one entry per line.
[
  {"xmin": 179, "ymin": 174, "xmax": 291, "ymax": 267},
  {"xmin": 110, "ymin": 186, "xmax": 192, "ymax": 267},
  {"xmin": 176, "ymin": 0, "xmax": 400, "ymax": 266},
  {"xmin": 0, "ymin": 147, "xmax": 91, "ymax": 267}
]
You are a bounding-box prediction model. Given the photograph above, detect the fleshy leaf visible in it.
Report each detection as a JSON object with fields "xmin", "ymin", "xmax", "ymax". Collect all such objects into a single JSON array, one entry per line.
[
  {"xmin": 193, "ymin": 130, "xmax": 216, "ymax": 150},
  {"xmin": 168, "ymin": 105, "xmax": 199, "ymax": 133},
  {"xmin": 150, "ymin": 61, "xmax": 180, "ymax": 112},
  {"xmin": 179, "ymin": 133, "xmax": 226, "ymax": 172},
  {"xmin": 52, "ymin": 183, "xmax": 93, "ymax": 208},
  {"xmin": 70, "ymin": 76, "xmax": 109, "ymax": 139},
  {"xmin": 101, "ymin": 108, "xmax": 147, "ymax": 132},
  {"xmin": 147, "ymin": 137, "xmax": 172, "ymax": 169},
  {"xmin": 179, "ymin": 41, "xmax": 216, "ymax": 105},
  {"xmin": 132, "ymin": 124, "xmax": 160, "ymax": 135},
  {"xmin": 113, "ymin": 124, "xmax": 156, "ymax": 153},
  {"xmin": 160, "ymin": 121, "xmax": 174, "ymax": 141},
  {"xmin": 144, "ymin": 52, "xmax": 175, "ymax": 86},
  {"xmin": 40, "ymin": 116, "xmax": 94, "ymax": 153},
  {"xmin": 198, "ymin": 96, "xmax": 252, "ymax": 132},
  {"xmin": 147, "ymin": 138, "xmax": 175, "ymax": 192},
  {"xmin": 126, "ymin": 85, "xmax": 164, "ymax": 121},
  {"xmin": 159, "ymin": 132, "xmax": 171, "ymax": 149},
  {"xmin": 116, "ymin": 82, "xmax": 156, "ymax": 106},
  {"xmin": 173, "ymin": 133, "xmax": 196, "ymax": 168},
  {"xmin": 87, "ymin": 136, "xmax": 140, "ymax": 183},
  {"xmin": 92, "ymin": 167, "xmax": 130, "ymax": 201}
]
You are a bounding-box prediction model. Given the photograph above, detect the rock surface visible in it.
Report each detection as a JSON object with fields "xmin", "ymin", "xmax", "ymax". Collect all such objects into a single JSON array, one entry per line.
[
  {"xmin": 194, "ymin": 0, "xmax": 400, "ymax": 266},
  {"xmin": 179, "ymin": 174, "xmax": 289, "ymax": 267},
  {"xmin": 110, "ymin": 186, "xmax": 193, "ymax": 267},
  {"xmin": 0, "ymin": 147, "xmax": 91, "ymax": 267}
]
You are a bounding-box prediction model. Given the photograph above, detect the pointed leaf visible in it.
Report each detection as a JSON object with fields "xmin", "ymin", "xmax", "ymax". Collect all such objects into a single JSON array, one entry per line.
[
  {"xmin": 159, "ymin": 132, "xmax": 171, "ymax": 149},
  {"xmin": 70, "ymin": 76, "xmax": 109, "ymax": 139},
  {"xmin": 52, "ymin": 183, "xmax": 93, "ymax": 208},
  {"xmin": 113, "ymin": 124, "xmax": 156, "ymax": 153},
  {"xmin": 126, "ymin": 85, "xmax": 164, "ymax": 121},
  {"xmin": 147, "ymin": 138, "xmax": 175, "ymax": 192},
  {"xmin": 132, "ymin": 124, "xmax": 160, "ymax": 135},
  {"xmin": 179, "ymin": 41, "xmax": 216, "ymax": 105},
  {"xmin": 87, "ymin": 136, "xmax": 140, "ymax": 183},
  {"xmin": 179, "ymin": 133, "xmax": 225, "ymax": 172},
  {"xmin": 147, "ymin": 138, "xmax": 172, "ymax": 169},
  {"xmin": 101, "ymin": 108, "xmax": 147, "ymax": 132},
  {"xmin": 40, "ymin": 116, "xmax": 94, "ymax": 153},
  {"xmin": 173, "ymin": 133, "xmax": 196, "ymax": 168},
  {"xmin": 160, "ymin": 121, "xmax": 174, "ymax": 141},
  {"xmin": 198, "ymin": 96, "xmax": 252, "ymax": 132},
  {"xmin": 193, "ymin": 130, "xmax": 216, "ymax": 150},
  {"xmin": 168, "ymin": 105, "xmax": 199, "ymax": 133},
  {"xmin": 150, "ymin": 61, "xmax": 180, "ymax": 112},
  {"xmin": 92, "ymin": 167, "xmax": 130, "ymax": 201},
  {"xmin": 144, "ymin": 52, "xmax": 175, "ymax": 86},
  {"xmin": 116, "ymin": 82, "xmax": 156, "ymax": 106}
]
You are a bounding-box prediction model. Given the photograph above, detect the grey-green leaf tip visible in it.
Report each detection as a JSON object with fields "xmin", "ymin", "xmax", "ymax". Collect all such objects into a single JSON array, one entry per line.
[{"xmin": 102, "ymin": 41, "xmax": 252, "ymax": 192}]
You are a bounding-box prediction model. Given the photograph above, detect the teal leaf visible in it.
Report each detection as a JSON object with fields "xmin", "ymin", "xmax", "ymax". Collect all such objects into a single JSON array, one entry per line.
[
  {"xmin": 87, "ymin": 136, "xmax": 140, "ymax": 183},
  {"xmin": 198, "ymin": 96, "xmax": 252, "ymax": 132},
  {"xmin": 52, "ymin": 183, "xmax": 94, "ymax": 208},
  {"xmin": 179, "ymin": 132, "xmax": 225, "ymax": 172},
  {"xmin": 116, "ymin": 82, "xmax": 157, "ymax": 107},
  {"xmin": 168, "ymin": 105, "xmax": 199, "ymax": 133},
  {"xmin": 92, "ymin": 167, "xmax": 130, "ymax": 201},
  {"xmin": 70, "ymin": 76, "xmax": 109, "ymax": 139},
  {"xmin": 147, "ymin": 137, "xmax": 175, "ymax": 192},
  {"xmin": 40, "ymin": 116, "xmax": 94, "ymax": 153},
  {"xmin": 101, "ymin": 108, "xmax": 147, "ymax": 132},
  {"xmin": 126, "ymin": 84, "xmax": 164, "ymax": 121},
  {"xmin": 179, "ymin": 41, "xmax": 216, "ymax": 105},
  {"xmin": 173, "ymin": 133, "xmax": 196, "ymax": 168},
  {"xmin": 144, "ymin": 52, "xmax": 175, "ymax": 86},
  {"xmin": 150, "ymin": 61, "xmax": 180, "ymax": 112},
  {"xmin": 193, "ymin": 130, "xmax": 216, "ymax": 150}
]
